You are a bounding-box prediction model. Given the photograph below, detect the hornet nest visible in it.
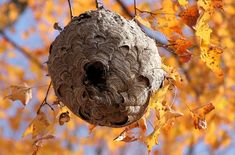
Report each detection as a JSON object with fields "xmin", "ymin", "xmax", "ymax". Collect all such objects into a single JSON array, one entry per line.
[{"xmin": 47, "ymin": 8, "xmax": 165, "ymax": 127}]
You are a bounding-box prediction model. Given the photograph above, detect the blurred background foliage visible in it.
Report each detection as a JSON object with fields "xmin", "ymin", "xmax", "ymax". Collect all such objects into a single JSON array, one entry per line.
[{"xmin": 0, "ymin": 0, "xmax": 235, "ymax": 155}]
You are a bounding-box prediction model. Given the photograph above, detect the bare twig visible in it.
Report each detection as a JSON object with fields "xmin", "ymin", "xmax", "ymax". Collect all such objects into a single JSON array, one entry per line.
[
  {"xmin": 134, "ymin": 0, "xmax": 137, "ymax": 16},
  {"xmin": 37, "ymin": 81, "xmax": 53, "ymax": 114},
  {"xmin": 136, "ymin": 8, "xmax": 177, "ymax": 16},
  {"xmin": 116, "ymin": 0, "xmax": 133, "ymax": 18},
  {"xmin": 0, "ymin": 31, "xmax": 45, "ymax": 70},
  {"xmin": 67, "ymin": 0, "xmax": 73, "ymax": 19}
]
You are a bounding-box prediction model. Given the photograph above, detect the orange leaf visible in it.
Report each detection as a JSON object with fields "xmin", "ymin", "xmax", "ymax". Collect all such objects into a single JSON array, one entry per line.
[
  {"xmin": 191, "ymin": 103, "xmax": 215, "ymax": 129},
  {"xmin": 179, "ymin": 5, "xmax": 199, "ymax": 27},
  {"xmin": 169, "ymin": 36, "xmax": 193, "ymax": 55}
]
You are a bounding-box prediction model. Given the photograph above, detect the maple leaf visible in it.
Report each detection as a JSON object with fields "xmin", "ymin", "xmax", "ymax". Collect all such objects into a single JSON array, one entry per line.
[
  {"xmin": 146, "ymin": 83, "xmax": 170, "ymax": 117},
  {"xmin": 200, "ymin": 45, "xmax": 223, "ymax": 76},
  {"xmin": 191, "ymin": 103, "xmax": 215, "ymax": 130},
  {"xmin": 6, "ymin": 83, "xmax": 32, "ymax": 106},
  {"xmin": 169, "ymin": 36, "xmax": 193, "ymax": 62},
  {"xmin": 144, "ymin": 127, "xmax": 161, "ymax": 153},
  {"xmin": 195, "ymin": 11, "xmax": 212, "ymax": 45},
  {"xmin": 22, "ymin": 111, "xmax": 54, "ymax": 139},
  {"xmin": 179, "ymin": 5, "xmax": 199, "ymax": 27},
  {"xmin": 161, "ymin": 63, "xmax": 183, "ymax": 88}
]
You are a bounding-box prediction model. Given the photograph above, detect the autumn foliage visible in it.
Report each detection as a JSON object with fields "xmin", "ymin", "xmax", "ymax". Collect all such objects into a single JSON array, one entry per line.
[{"xmin": 0, "ymin": 0, "xmax": 234, "ymax": 155}]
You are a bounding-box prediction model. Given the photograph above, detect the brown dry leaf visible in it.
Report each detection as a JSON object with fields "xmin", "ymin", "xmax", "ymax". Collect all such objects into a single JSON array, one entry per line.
[
  {"xmin": 53, "ymin": 22, "xmax": 62, "ymax": 31},
  {"xmin": 179, "ymin": 5, "xmax": 199, "ymax": 27},
  {"xmin": 6, "ymin": 83, "xmax": 32, "ymax": 106},
  {"xmin": 59, "ymin": 111, "xmax": 70, "ymax": 125},
  {"xmin": 191, "ymin": 103, "xmax": 215, "ymax": 129},
  {"xmin": 22, "ymin": 111, "xmax": 52, "ymax": 139}
]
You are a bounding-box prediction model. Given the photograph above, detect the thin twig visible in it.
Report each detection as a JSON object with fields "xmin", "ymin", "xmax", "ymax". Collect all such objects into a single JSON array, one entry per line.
[
  {"xmin": 116, "ymin": 0, "xmax": 133, "ymax": 18},
  {"xmin": 0, "ymin": 31, "xmax": 45, "ymax": 70},
  {"xmin": 67, "ymin": 0, "xmax": 73, "ymax": 19},
  {"xmin": 136, "ymin": 8, "xmax": 177, "ymax": 16},
  {"xmin": 37, "ymin": 81, "xmax": 53, "ymax": 114},
  {"xmin": 134, "ymin": 0, "xmax": 137, "ymax": 16}
]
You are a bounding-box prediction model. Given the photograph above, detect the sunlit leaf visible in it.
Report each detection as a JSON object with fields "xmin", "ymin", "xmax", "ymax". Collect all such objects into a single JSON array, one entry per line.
[
  {"xmin": 178, "ymin": 0, "xmax": 188, "ymax": 7},
  {"xmin": 200, "ymin": 45, "xmax": 223, "ymax": 76},
  {"xmin": 179, "ymin": 5, "xmax": 199, "ymax": 27},
  {"xmin": 195, "ymin": 11, "xmax": 212, "ymax": 45},
  {"xmin": 135, "ymin": 15, "xmax": 151, "ymax": 29},
  {"xmin": 6, "ymin": 83, "xmax": 32, "ymax": 106}
]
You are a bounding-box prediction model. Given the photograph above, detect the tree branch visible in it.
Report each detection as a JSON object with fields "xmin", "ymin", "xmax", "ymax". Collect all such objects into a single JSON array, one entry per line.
[
  {"xmin": 67, "ymin": 0, "xmax": 73, "ymax": 19},
  {"xmin": 0, "ymin": 31, "xmax": 46, "ymax": 70},
  {"xmin": 116, "ymin": 0, "xmax": 133, "ymax": 17}
]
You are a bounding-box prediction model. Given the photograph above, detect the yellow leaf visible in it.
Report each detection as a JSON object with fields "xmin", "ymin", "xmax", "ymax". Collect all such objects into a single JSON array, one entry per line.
[
  {"xmin": 195, "ymin": 11, "xmax": 212, "ymax": 45},
  {"xmin": 22, "ymin": 111, "xmax": 53, "ymax": 139},
  {"xmin": 161, "ymin": 63, "xmax": 183, "ymax": 88},
  {"xmin": 144, "ymin": 127, "xmax": 161, "ymax": 153},
  {"xmin": 135, "ymin": 15, "xmax": 151, "ymax": 29},
  {"xmin": 200, "ymin": 45, "xmax": 223, "ymax": 76},
  {"xmin": 178, "ymin": 0, "xmax": 188, "ymax": 6},
  {"xmin": 6, "ymin": 83, "xmax": 32, "ymax": 106},
  {"xmin": 146, "ymin": 83, "xmax": 169, "ymax": 117}
]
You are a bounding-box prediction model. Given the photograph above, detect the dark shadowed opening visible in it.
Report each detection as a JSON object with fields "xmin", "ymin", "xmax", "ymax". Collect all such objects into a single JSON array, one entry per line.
[{"xmin": 84, "ymin": 61, "xmax": 107, "ymax": 90}]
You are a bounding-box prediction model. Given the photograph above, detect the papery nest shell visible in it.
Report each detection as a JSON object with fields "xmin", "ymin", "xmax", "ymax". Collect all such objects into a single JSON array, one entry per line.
[{"xmin": 47, "ymin": 8, "xmax": 165, "ymax": 127}]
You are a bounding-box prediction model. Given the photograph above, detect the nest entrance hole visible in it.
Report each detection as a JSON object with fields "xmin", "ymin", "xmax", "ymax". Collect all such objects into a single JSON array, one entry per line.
[{"xmin": 84, "ymin": 61, "xmax": 107, "ymax": 90}]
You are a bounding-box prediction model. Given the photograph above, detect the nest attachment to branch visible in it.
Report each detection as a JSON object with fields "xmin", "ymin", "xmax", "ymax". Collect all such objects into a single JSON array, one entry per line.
[{"xmin": 47, "ymin": 8, "xmax": 165, "ymax": 127}]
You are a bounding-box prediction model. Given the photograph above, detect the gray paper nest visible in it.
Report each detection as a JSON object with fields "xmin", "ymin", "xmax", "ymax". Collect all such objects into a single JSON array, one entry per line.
[{"xmin": 47, "ymin": 8, "xmax": 165, "ymax": 127}]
